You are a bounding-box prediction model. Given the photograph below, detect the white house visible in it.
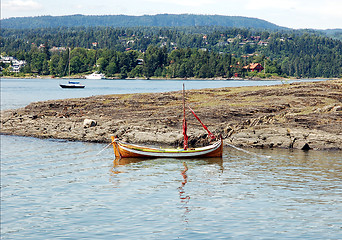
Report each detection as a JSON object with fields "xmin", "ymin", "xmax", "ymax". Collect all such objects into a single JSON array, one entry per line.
[{"xmin": 1, "ymin": 56, "xmax": 27, "ymax": 73}]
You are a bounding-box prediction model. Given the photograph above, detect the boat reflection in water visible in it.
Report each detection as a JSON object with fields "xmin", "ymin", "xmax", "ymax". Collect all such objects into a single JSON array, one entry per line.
[
  {"xmin": 109, "ymin": 156, "xmax": 223, "ymax": 224},
  {"xmin": 110, "ymin": 156, "xmax": 223, "ymax": 174},
  {"xmin": 179, "ymin": 162, "xmax": 191, "ymax": 223},
  {"xmin": 110, "ymin": 157, "xmax": 147, "ymax": 174}
]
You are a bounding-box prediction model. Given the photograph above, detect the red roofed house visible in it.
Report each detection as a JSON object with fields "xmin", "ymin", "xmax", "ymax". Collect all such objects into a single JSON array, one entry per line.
[{"xmin": 243, "ymin": 63, "xmax": 264, "ymax": 72}]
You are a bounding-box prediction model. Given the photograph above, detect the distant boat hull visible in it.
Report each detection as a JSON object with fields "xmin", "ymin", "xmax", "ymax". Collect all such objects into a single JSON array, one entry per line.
[
  {"xmin": 111, "ymin": 136, "xmax": 223, "ymax": 158},
  {"xmin": 60, "ymin": 84, "xmax": 85, "ymax": 88},
  {"xmin": 85, "ymin": 73, "xmax": 105, "ymax": 79},
  {"xmin": 60, "ymin": 81, "xmax": 85, "ymax": 88}
]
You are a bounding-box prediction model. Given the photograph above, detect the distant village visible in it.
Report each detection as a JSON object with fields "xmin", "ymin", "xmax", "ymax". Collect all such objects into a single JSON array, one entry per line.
[
  {"xmin": 1, "ymin": 34, "xmax": 277, "ymax": 76},
  {"xmin": 0, "ymin": 56, "xmax": 27, "ymax": 73}
]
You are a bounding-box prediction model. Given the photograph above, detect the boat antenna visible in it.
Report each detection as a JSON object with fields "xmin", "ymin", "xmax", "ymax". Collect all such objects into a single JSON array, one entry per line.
[{"xmin": 182, "ymin": 84, "xmax": 188, "ymax": 150}]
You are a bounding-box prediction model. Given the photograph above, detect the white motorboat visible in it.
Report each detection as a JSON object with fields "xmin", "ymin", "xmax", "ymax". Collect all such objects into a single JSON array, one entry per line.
[{"xmin": 85, "ymin": 72, "xmax": 106, "ymax": 79}]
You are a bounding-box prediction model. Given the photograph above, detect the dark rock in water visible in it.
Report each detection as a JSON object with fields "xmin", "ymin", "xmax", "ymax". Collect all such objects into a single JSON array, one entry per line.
[{"xmin": 301, "ymin": 143, "xmax": 311, "ymax": 151}]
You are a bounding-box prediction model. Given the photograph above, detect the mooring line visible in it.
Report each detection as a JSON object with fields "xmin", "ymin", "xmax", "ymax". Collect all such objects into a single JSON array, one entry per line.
[
  {"xmin": 225, "ymin": 143, "xmax": 271, "ymax": 159},
  {"xmin": 96, "ymin": 142, "xmax": 113, "ymax": 156}
]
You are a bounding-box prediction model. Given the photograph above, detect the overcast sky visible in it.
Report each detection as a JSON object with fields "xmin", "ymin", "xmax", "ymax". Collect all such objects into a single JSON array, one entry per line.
[{"xmin": 1, "ymin": 0, "xmax": 342, "ymax": 29}]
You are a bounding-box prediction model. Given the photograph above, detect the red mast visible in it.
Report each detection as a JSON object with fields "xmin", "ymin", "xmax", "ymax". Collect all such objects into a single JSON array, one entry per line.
[{"xmin": 182, "ymin": 84, "xmax": 188, "ymax": 150}]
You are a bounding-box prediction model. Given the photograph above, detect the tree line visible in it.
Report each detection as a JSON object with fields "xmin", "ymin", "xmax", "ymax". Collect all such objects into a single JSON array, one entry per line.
[
  {"xmin": 1, "ymin": 26, "xmax": 341, "ymax": 78},
  {"xmin": 2, "ymin": 44, "xmax": 283, "ymax": 79}
]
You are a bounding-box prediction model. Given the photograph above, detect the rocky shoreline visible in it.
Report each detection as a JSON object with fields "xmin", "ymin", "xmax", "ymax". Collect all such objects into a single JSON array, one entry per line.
[{"xmin": 1, "ymin": 80, "xmax": 342, "ymax": 150}]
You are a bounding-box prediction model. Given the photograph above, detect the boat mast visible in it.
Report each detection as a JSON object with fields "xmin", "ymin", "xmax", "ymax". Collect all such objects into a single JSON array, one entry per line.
[
  {"xmin": 182, "ymin": 84, "xmax": 188, "ymax": 150},
  {"xmin": 68, "ymin": 48, "xmax": 71, "ymax": 79}
]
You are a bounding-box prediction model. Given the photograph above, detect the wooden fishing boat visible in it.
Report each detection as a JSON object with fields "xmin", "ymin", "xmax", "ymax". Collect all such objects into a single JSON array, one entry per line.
[
  {"xmin": 111, "ymin": 84, "xmax": 223, "ymax": 158},
  {"xmin": 111, "ymin": 136, "xmax": 223, "ymax": 158}
]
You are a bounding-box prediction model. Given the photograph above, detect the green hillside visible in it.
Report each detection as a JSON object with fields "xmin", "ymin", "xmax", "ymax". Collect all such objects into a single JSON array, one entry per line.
[
  {"xmin": 1, "ymin": 14, "xmax": 286, "ymax": 30},
  {"xmin": 1, "ymin": 26, "xmax": 341, "ymax": 78},
  {"xmin": 320, "ymin": 29, "xmax": 342, "ymax": 41}
]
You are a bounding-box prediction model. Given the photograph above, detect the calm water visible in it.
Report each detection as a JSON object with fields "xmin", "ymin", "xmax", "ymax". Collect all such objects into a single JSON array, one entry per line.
[
  {"xmin": 0, "ymin": 78, "xmax": 324, "ymax": 110},
  {"xmin": 1, "ymin": 78, "xmax": 341, "ymax": 239}
]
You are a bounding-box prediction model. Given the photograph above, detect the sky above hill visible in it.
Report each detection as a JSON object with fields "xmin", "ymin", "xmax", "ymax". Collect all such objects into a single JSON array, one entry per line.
[{"xmin": 2, "ymin": 0, "xmax": 341, "ymax": 29}]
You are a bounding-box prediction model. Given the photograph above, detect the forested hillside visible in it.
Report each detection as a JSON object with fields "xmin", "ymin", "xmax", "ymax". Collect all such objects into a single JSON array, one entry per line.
[
  {"xmin": 1, "ymin": 14, "xmax": 284, "ymax": 30},
  {"xmin": 1, "ymin": 26, "xmax": 341, "ymax": 78},
  {"xmin": 320, "ymin": 29, "xmax": 342, "ymax": 41}
]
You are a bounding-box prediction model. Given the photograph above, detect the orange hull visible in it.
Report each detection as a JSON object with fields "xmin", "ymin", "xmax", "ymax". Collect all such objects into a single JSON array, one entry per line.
[{"xmin": 111, "ymin": 136, "xmax": 223, "ymax": 159}]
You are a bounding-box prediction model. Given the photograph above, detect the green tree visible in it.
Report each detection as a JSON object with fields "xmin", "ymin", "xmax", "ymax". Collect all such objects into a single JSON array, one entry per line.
[{"xmin": 49, "ymin": 55, "xmax": 60, "ymax": 76}]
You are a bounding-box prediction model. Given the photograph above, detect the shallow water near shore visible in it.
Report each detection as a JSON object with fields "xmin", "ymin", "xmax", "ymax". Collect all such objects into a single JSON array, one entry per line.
[
  {"xmin": 1, "ymin": 134, "xmax": 341, "ymax": 239},
  {"xmin": 1, "ymin": 78, "xmax": 341, "ymax": 239}
]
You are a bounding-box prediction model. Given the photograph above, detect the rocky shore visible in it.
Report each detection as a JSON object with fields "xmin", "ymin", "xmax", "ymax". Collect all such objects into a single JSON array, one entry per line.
[{"xmin": 1, "ymin": 80, "xmax": 342, "ymax": 150}]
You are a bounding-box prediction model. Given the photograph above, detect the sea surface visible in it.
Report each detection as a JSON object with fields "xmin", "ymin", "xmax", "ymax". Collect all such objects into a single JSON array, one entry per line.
[
  {"xmin": 0, "ymin": 78, "xmax": 325, "ymax": 110},
  {"xmin": 1, "ymin": 78, "xmax": 341, "ymax": 239}
]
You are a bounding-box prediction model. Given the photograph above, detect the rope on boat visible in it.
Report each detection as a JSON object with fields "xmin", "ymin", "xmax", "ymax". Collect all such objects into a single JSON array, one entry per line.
[
  {"xmin": 96, "ymin": 142, "xmax": 113, "ymax": 155},
  {"xmin": 225, "ymin": 143, "xmax": 271, "ymax": 159}
]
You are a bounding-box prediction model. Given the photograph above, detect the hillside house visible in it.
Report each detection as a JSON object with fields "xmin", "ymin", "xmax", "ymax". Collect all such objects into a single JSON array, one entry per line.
[
  {"xmin": 258, "ymin": 41, "xmax": 269, "ymax": 46},
  {"xmin": 1, "ymin": 56, "xmax": 15, "ymax": 63},
  {"xmin": 137, "ymin": 59, "xmax": 144, "ymax": 65},
  {"xmin": 11, "ymin": 59, "xmax": 27, "ymax": 73},
  {"xmin": 243, "ymin": 63, "xmax": 264, "ymax": 72},
  {"xmin": 0, "ymin": 56, "xmax": 27, "ymax": 73},
  {"xmin": 50, "ymin": 47, "xmax": 67, "ymax": 52}
]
